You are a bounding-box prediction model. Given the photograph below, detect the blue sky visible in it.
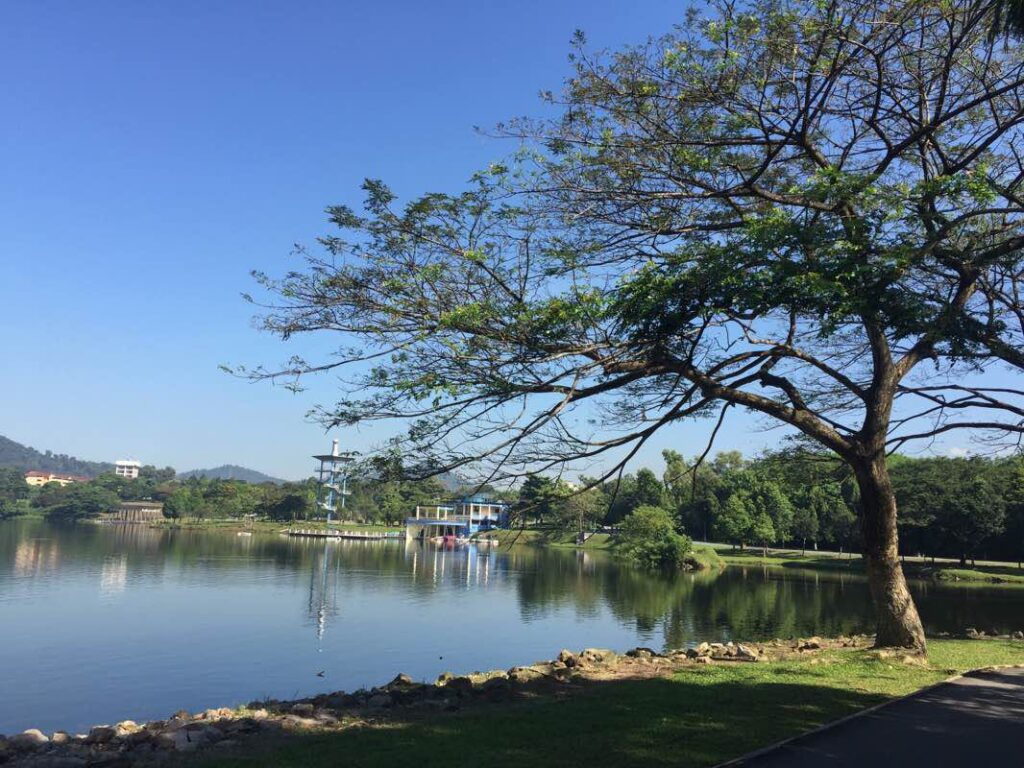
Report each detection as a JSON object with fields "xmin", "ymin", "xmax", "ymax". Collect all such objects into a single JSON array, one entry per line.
[{"xmin": 0, "ymin": 1, "xmax": 977, "ymax": 480}]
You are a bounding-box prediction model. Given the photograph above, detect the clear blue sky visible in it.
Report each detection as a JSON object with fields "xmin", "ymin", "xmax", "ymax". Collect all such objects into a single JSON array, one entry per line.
[{"xmin": 0, "ymin": 0, "xmax": 969, "ymax": 480}]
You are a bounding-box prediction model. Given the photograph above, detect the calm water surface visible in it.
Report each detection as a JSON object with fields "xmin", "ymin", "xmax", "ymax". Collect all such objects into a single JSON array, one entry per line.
[{"xmin": 2, "ymin": 519, "xmax": 1022, "ymax": 734}]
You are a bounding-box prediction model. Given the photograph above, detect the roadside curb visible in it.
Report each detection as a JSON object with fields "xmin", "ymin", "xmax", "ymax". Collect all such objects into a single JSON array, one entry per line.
[{"xmin": 712, "ymin": 662, "xmax": 1024, "ymax": 767}]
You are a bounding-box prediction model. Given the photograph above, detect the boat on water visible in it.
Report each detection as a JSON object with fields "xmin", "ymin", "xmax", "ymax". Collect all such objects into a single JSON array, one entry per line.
[{"xmin": 429, "ymin": 534, "xmax": 467, "ymax": 547}]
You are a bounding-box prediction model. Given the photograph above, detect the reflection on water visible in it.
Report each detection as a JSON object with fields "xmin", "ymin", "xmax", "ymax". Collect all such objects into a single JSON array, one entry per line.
[{"xmin": 1, "ymin": 518, "xmax": 1021, "ymax": 734}]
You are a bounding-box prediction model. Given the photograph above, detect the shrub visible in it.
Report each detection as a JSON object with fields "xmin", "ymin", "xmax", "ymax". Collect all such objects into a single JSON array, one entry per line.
[{"xmin": 618, "ymin": 505, "xmax": 692, "ymax": 569}]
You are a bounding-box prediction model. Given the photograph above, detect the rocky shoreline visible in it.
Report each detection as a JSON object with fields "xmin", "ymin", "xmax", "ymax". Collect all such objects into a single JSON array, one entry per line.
[{"xmin": 3, "ymin": 632, "xmax": 1021, "ymax": 767}]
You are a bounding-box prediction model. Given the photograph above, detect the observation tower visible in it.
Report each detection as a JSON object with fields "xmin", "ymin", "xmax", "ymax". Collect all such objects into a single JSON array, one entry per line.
[{"xmin": 312, "ymin": 438, "xmax": 355, "ymax": 525}]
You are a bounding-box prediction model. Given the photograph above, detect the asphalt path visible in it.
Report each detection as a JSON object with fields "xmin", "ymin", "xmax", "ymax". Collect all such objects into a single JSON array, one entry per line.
[{"xmin": 730, "ymin": 667, "xmax": 1024, "ymax": 767}]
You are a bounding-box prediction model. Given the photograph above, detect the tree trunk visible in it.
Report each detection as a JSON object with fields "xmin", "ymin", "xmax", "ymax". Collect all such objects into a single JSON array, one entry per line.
[{"xmin": 854, "ymin": 455, "xmax": 927, "ymax": 653}]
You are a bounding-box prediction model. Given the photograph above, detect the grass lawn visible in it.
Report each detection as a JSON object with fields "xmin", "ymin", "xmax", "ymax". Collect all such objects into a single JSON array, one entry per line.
[
  {"xmin": 718, "ymin": 548, "xmax": 1024, "ymax": 586},
  {"xmin": 476, "ymin": 528, "xmax": 616, "ymax": 550},
  {"xmin": 192, "ymin": 640, "xmax": 1024, "ymax": 768}
]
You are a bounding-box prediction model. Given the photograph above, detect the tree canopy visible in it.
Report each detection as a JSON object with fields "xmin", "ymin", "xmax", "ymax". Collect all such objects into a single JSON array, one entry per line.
[{"xmin": 247, "ymin": 0, "xmax": 1024, "ymax": 651}]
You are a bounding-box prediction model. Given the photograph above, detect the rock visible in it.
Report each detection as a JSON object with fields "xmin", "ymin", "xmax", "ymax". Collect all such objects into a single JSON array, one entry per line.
[
  {"xmin": 626, "ymin": 647, "xmax": 658, "ymax": 659},
  {"xmin": 50, "ymin": 731, "xmax": 71, "ymax": 745},
  {"xmin": 735, "ymin": 644, "xmax": 758, "ymax": 661},
  {"xmin": 989, "ymin": 628, "xmax": 1001, "ymax": 638},
  {"xmin": 290, "ymin": 702, "xmax": 315, "ymax": 716},
  {"xmin": 248, "ymin": 708, "xmax": 270, "ymax": 720},
  {"xmin": 11, "ymin": 729, "xmax": 49, "ymax": 749},
  {"xmin": 579, "ymin": 648, "xmax": 617, "ymax": 665},
  {"xmin": 158, "ymin": 729, "xmax": 197, "ymax": 752},
  {"xmin": 214, "ymin": 739, "xmax": 240, "ymax": 749},
  {"xmin": 482, "ymin": 676, "xmax": 510, "ymax": 693},
  {"xmin": 443, "ymin": 676, "xmax": 475, "ymax": 696},
  {"xmin": 366, "ymin": 693, "xmax": 392, "ymax": 709},
  {"xmin": 435, "ymin": 672, "xmax": 455, "ymax": 686},
  {"xmin": 797, "ymin": 638, "xmax": 822, "ymax": 651},
  {"xmin": 201, "ymin": 708, "xmax": 235, "ymax": 721},
  {"xmin": 160, "ymin": 725, "xmax": 222, "ymax": 751},
  {"xmin": 281, "ymin": 715, "xmax": 320, "ymax": 729},
  {"xmin": 557, "ymin": 649, "xmax": 578, "ymax": 667},
  {"xmin": 694, "ymin": 656, "xmax": 712, "ymax": 664},
  {"xmin": 223, "ymin": 717, "xmax": 261, "ymax": 735},
  {"xmin": 685, "ymin": 648, "xmax": 700, "ymax": 659},
  {"xmin": 1012, "ymin": 631, "xmax": 1023, "ymax": 640},
  {"xmin": 86, "ymin": 725, "xmax": 117, "ymax": 744},
  {"xmin": 388, "ymin": 673, "xmax": 415, "ymax": 688},
  {"xmin": 114, "ymin": 720, "xmax": 141, "ymax": 738},
  {"xmin": 507, "ymin": 666, "xmax": 545, "ymax": 684},
  {"xmin": 966, "ymin": 628, "xmax": 984, "ymax": 639}
]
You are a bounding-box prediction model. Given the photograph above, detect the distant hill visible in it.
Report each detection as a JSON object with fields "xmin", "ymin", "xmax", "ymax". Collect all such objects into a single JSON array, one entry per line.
[
  {"xmin": 0, "ymin": 435, "xmax": 113, "ymax": 478},
  {"xmin": 177, "ymin": 465, "xmax": 284, "ymax": 484},
  {"xmin": 437, "ymin": 471, "xmax": 471, "ymax": 492}
]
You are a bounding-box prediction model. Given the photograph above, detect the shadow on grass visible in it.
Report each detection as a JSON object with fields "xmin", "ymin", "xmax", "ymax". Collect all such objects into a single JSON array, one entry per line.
[{"xmin": 190, "ymin": 672, "xmax": 892, "ymax": 768}]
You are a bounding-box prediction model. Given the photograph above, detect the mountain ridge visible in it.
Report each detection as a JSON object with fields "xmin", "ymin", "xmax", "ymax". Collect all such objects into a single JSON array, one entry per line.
[
  {"xmin": 0, "ymin": 435, "xmax": 113, "ymax": 478},
  {"xmin": 177, "ymin": 464, "xmax": 284, "ymax": 484}
]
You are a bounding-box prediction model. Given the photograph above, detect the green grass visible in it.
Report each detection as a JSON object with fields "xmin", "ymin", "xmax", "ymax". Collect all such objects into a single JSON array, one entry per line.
[
  {"xmin": 476, "ymin": 528, "xmax": 615, "ymax": 550},
  {"xmin": 477, "ymin": 531, "xmax": 723, "ymax": 571},
  {"xmin": 930, "ymin": 566, "xmax": 1024, "ymax": 585},
  {"xmin": 193, "ymin": 639, "xmax": 1024, "ymax": 768},
  {"xmin": 718, "ymin": 548, "xmax": 1024, "ymax": 587},
  {"xmin": 689, "ymin": 545, "xmax": 725, "ymax": 570}
]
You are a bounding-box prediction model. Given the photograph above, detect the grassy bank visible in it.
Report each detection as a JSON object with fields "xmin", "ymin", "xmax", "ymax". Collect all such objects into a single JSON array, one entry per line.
[
  {"xmin": 475, "ymin": 528, "xmax": 616, "ymax": 550},
  {"xmin": 718, "ymin": 548, "xmax": 1024, "ymax": 586},
  {"xmin": 193, "ymin": 639, "xmax": 1024, "ymax": 768}
]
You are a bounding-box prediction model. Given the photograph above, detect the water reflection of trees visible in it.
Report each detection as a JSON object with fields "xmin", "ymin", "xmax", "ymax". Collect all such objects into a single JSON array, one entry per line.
[{"xmin": 3, "ymin": 520, "xmax": 1022, "ymax": 643}]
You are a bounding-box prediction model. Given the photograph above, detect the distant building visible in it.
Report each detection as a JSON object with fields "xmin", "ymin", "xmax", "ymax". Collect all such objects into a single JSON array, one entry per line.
[
  {"xmin": 406, "ymin": 495, "xmax": 510, "ymax": 541},
  {"xmin": 24, "ymin": 471, "xmax": 89, "ymax": 487},
  {"xmin": 114, "ymin": 459, "xmax": 142, "ymax": 479},
  {"xmin": 104, "ymin": 501, "xmax": 165, "ymax": 523}
]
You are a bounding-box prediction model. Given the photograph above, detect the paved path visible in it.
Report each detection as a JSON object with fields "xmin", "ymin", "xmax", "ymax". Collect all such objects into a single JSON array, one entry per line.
[{"xmin": 732, "ymin": 667, "xmax": 1024, "ymax": 766}]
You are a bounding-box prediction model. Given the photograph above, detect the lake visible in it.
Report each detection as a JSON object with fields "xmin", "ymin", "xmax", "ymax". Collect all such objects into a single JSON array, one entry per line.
[{"xmin": 2, "ymin": 518, "xmax": 1022, "ymax": 735}]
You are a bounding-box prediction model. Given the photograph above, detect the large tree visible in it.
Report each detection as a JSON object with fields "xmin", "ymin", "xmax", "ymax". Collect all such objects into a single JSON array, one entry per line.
[{"xmin": 248, "ymin": 0, "xmax": 1024, "ymax": 652}]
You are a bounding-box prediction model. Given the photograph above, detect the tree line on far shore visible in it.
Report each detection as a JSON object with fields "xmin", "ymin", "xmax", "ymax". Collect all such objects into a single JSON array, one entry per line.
[
  {"xmin": 515, "ymin": 448, "xmax": 1024, "ymax": 567},
  {"xmin": 0, "ymin": 463, "xmax": 453, "ymax": 526},
  {"xmin": 2, "ymin": 447, "xmax": 1022, "ymax": 567}
]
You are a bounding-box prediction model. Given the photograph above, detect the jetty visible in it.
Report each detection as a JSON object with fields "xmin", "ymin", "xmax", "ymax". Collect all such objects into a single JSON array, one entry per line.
[{"xmin": 286, "ymin": 529, "xmax": 403, "ymax": 540}]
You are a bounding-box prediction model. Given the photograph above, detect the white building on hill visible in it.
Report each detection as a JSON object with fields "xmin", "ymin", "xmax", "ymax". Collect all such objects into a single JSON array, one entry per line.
[{"xmin": 114, "ymin": 459, "xmax": 142, "ymax": 479}]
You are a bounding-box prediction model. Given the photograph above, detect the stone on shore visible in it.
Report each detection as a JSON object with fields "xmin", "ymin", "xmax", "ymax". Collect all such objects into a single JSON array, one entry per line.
[
  {"xmin": 736, "ymin": 644, "xmax": 759, "ymax": 661},
  {"xmin": 557, "ymin": 649, "xmax": 578, "ymax": 667},
  {"xmin": 579, "ymin": 648, "xmax": 617, "ymax": 665},
  {"xmin": 626, "ymin": 647, "xmax": 659, "ymax": 659},
  {"xmin": 11, "ymin": 729, "xmax": 49, "ymax": 749}
]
